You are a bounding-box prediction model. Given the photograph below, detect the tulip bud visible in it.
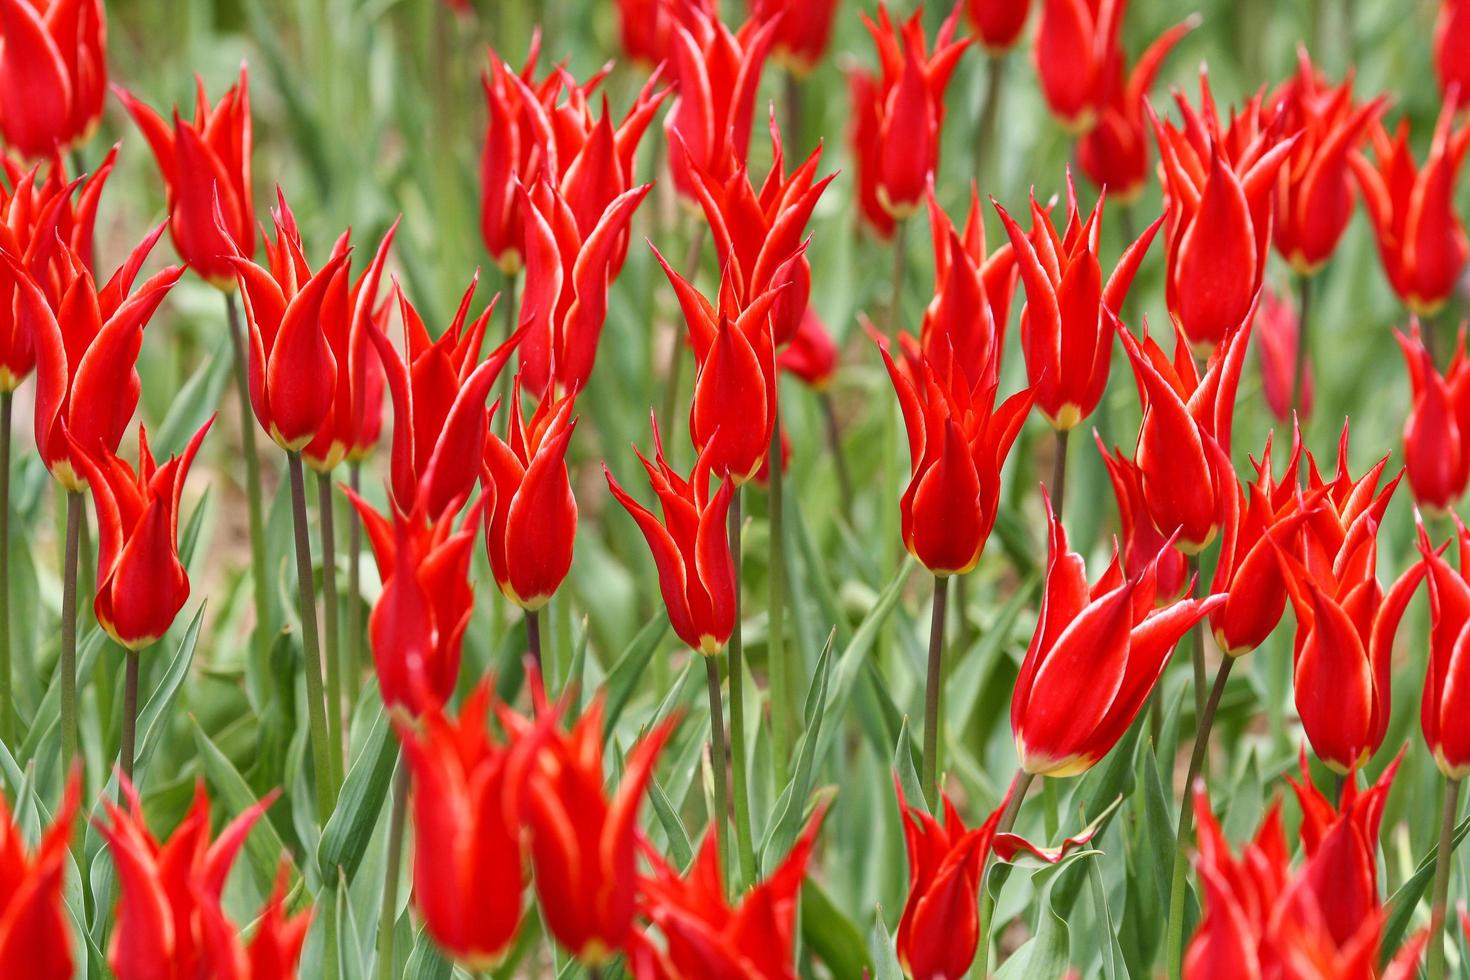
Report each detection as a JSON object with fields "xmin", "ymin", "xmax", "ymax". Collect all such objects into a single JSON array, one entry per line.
[
  {"xmin": 967, "ymin": 0, "xmax": 1031, "ymax": 53},
  {"xmin": 756, "ymin": 0, "xmax": 841, "ymax": 73},
  {"xmin": 1413, "ymin": 516, "xmax": 1470, "ymax": 778},
  {"xmin": 1256, "ymin": 287, "xmax": 1312, "ymax": 423},
  {"xmin": 1397, "ymin": 321, "xmax": 1470, "ymax": 513},
  {"xmin": 1436, "ymin": 0, "xmax": 1470, "ymax": 103},
  {"xmin": 1032, "ymin": 0, "xmax": 1120, "ymax": 132}
]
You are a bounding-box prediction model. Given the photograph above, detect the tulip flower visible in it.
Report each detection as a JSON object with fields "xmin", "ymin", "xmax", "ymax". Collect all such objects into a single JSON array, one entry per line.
[
  {"xmin": 513, "ymin": 701, "xmax": 674, "ymax": 964},
  {"xmin": 99, "ymin": 779, "xmax": 309, "ymax": 980},
  {"xmin": 663, "ymin": 4, "xmax": 780, "ymax": 199},
  {"xmin": 1352, "ymin": 98, "xmax": 1470, "ymax": 315},
  {"xmin": 1012, "ymin": 496, "xmax": 1223, "ymax": 777},
  {"xmin": 1404, "ymin": 516, "xmax": 1470, "ymax": 778},
  {"xmin": 1256, "ymin": 286, "xmax": 1312, "ymax": 423},
  {"xmin": 654, "ymin": 251, "xmax": 782, "ymax": 484},
  {"xmin": 0, "ymin": 0, "xmax": 105, "ymax": 159},
  {"xmin": 517, "ymin": 177, "xmax": 652, "ymax": 393},
  {"xmin": 995, "ymin": 173, "xmax": 1162, "ymax": 431},
  {"xmin": 967, "ymin": 0, "xmax": 1031, "ymax": 52},
  {"xmin": 605, "ymin": 419, "xmax": 737, "ymax": 655},
  {"xmin": 0, "ymin": 772, "xmax": 78, "ymax": 980},
  {"xmin": 1436, "ymin": 0, "xmax": 1470, "ymax": 103},
  {"xmin": 1076, "ymin": 16, "xmax": 1196, "ymax": 203},
  {"xmin": 115, "ymin": 64, "xmax": 254, "ymax": 289},
  {"xmin": 1117, "ymin": 314, "xmax": 1251, "ymax": 554},
  {"xmin": 481, "ymin": 376, "xmax": 578, "ymax": 611},
  {"xmin": 849, "ymin": 4, "xmax": 972, "ymax": 229},
  {"xmin": 685, "ymin": 114, "xmax": 836, "ymax": 348},
  {"xmin": 615, "ymin": 0, "xmax": 713, "ymax": 69},
  {"xmin": 1267, "ymin": 48, "xmax": 1385, "ymax": 275},
  {"xmin": 1397, "ymin": 321, "xmax": 1470, "ymax": 513},
  {"xmin": 344, "ymin": 490, "xmax": 479, "ymax": 717},
  {"xmin": 397, "ymin": 681, "xmax": 544, "ymax": 969},
  {"xmin": 756, "ymin": 0, "xmax": 841, "ymax": 73},
  {"xmin": 370, "ymin": 277, "xmax": 522, "ymax": 520},
  {"xmin": 634, "ymin": 806, "xmax": 826, "ymax": 979},
  {"xmin": 778, "ymin": 308, "xmax": 838, "ymax": 389},
  {"xmin": 1032, "ymin": 0, "xmax": 1122, "ymax": 131},
  {"xmin": 1096, "ymin": 437, "xmax": 1187, "ymax": 603}
]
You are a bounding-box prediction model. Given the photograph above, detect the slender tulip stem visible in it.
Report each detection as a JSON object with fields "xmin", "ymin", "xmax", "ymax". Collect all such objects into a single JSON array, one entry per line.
[
  {"xmin": 526, "ymin": 609, "xmax": 542, "ymax": 686},
  {"xmin": 377, "ymin": 758, "xmax": 409, "ymax": 980},
  {"xmin": 345, "ymin": 461, "xmax": 363, "ymax": 704},
  {"xmin": 704, "ymin": 656, "xmax": 732, "ymax": 894},
  {"xmin": 726, "ymin": 488, "xmax": 757, "ymax": 886},
  {"xmin": 819, "ymin": 392, "xmax": 854, "ymax": 524},
  {"xmin": 921, "ymin": 575, "xmax": 950, "ymax": 809},
  {"xmin": 316, "ymin": 470, "xmax": 345, "ymax": 786},
  {"xmin": 889, "ymin": 218, "xmax": 910, "ymax": 336},
  {"xmin": 784, "ymin": 68, "xmax": 804, "ymax": 153},
  {"xmin": 0, "ymin": 390, "xmax": 13, "ymax": 745},
  {"xmin": 975, "ymin": 54, "xmax": 1007, "ymax": 189},
  {"xmin": 59, "ymin": 490, "xmax": 82, "ymax": 774},
  {"xmin": 1165, "ymin": 656, "xmax": 1235, "ymax": 979},
  {"xmin": 1429, "ymin": 777, "xmax": 1463, "ymax": 980},
  {"xmin": 226, "ymin": 294, "xmax": 272, "ymax": 669},
  {"xmin": 120, "ymin": 648, "xmax": 140, "ymax": 784},
  {"xmin": 1292, "ymin": 273, "xmax": 1312, "ymax": 417},
  {"xmin": 659, "ymin": 223, "xmax": 706, "ymax": 442},
  {"xmin": 980, "ymin": 768, "xmax": 1036, "ymax": 975},
  {"xmin": 287, "ymin": 451, "xmax": 337, "ymax": 823},
  {"xmin": 1186, "ymin": 558, "xmax": 1207, "ymax": 736},
  {"xmin": 768, "ymin": 410, "xmax": 795, "ymax": 789},
  {"xmin": 1050, "ymin": 428, "xmax": 1070, "ymax": 520}
]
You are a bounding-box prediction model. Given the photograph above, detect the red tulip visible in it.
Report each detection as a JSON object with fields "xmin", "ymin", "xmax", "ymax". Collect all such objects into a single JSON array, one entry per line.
[
  {"xmin": 877, "ymin": 328, "xmax": 1032, "ymax": 577},
  {"xmin": 397, "ymin": 681, "xmax": 544, "ymax": 969},
  {"xmin": 1267, "ymin": 48, "xmax": 1385, "ymax": 275},
  {"xmin": 1256, "ymin": 286, "xmax": 1312, "ymax": 423},
  {"xmin": 1117, "ymin": 314, "xmax": 1251, "ymax": 554},
  {"xmin": 68, "ymin": 420, "xmax": 211, "ymax": 650},
  {"xmin": 849, "ymin": 3, "xmax": 971, "ymax": 228},
  {"xmin": 1076, "ymin": 15, "xmax": 1196, "ymax": 202},
  {"xmin": 1096, "ymin": 437, "xmax": 1187, "ymax": 603},
  {"xmin": 605, "ymin": 419, "xmax": 737, "ymax": 655},
  {"xmin": 995, "ymin": 173, "xmax": 1162, "ymax": 430},
  {"xmin": 0, "ymin": 771, "xmax": 78, "ymax": 980},
  {"xmin": 115, "ymin": 65, "xmax": 254, "ymax": 289},
  {"xmin": 777, "ymin": 307, "xmax": 838, "ymax": 389},
  {"xmin": 967, "ymin": 0, "xmax": 1031, "ymax": 53},
  {"xmin": 684, "ymin": 113, "xmax": 835, "ymax": 348},
  {"xmin": 243, "ymin": 867, "xmax": 313, "ymax": 980},
  {"xmin": 514, "ymin": 701, "xmax": 674, "ymax": 964},
  {"xmin": 615, "ymin": 0, "xmax": 712, "ymax": 69},
  {"xmin": 517, "ymin": 177, "xmax": 652, "ymax": 393},
  {"xmin": 1397, "ymin": 320, "xmax": 1470, "ymax": 513},
  {"xmin": 756, "ymin": 0, "xmax": 840, "ymax": 72},
  {"xmin": 1436, "ymin": 0, "xmax": 1470, "ymax": 103},
  {"xmin": 481, "ymin": 376, "xmax": 578, "ymax": 611},
  {"xmin": 633, "ymin": 807, "xmax": 826, "ymax": 979},
  {"xmin": 1032, "ymin": 0, "xmax": 1121, "ymax": 131},
  {"xmin": 1353, "ymin": 97, "xmax": 1470, "ymax": 315},
  {"xmin": 15, "ymin": 223, "xmax": 183, "ymax": 492},
  {"xmin": 369, "ymin": 276, "xmax": 522, "ymax": 520},
  {"xmin": 99, "ymin": 779, "xmax": 307, "ymax": 980},
  {"xmin": 1012, "ymin": 496, "xmax": 1223, "ymax": 776},
  {"xmin": 0, "ymin": 0, "xmax": 105, "ymax": 159},
  {"xmin": 654, "ymin": 250, "xmax": 782, "ymax": 484},
  {"xmin": 663, "ymin": 4, "xmax": 780, "ymax": 199},
  {"xmin": 345, "ymin": 490, "xmax": 479, "ymax": 717},
  {"xmin": 1149, "ymin": 73, "xmax": 1298, "ymax": 352},
  {"xmin": 1411, "ymin": 516, "xmax": 1470, "ymax": 777}
]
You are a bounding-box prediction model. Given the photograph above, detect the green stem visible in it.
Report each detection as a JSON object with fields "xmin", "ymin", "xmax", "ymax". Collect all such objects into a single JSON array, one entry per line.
[
  {"xmin": 659, "ymin": 223, "xmax": 705, "ymax": 444},
  {"xmin": 1292, "ymin": 274, "xmax": 1312, "ymax": 419},
  {"xmin": 226, "ymin": 294, "xmax": 272, "ymax": 670},
  {"xmin": 818, "ymin": 392, "xmax": 853, "ymax": 524},
  {"xmin": 889, "ymin": 218, "xmax": 910, "ymax": 336},
  {"xmin": 981, "ymin": 768, "xmax": 1036, "ymax": 975},
  {"xmin": 784, "ymin": 68, "xmax": 804, "ymax": 153},
  {"xmin": 60, "ymin": 491, "xmax": 81, "ymax": 775},
  {"xmin": 345, "ymin": 461, "xmax": 363, "ymax": 704},
  {"xmin": 287, "ymin": 451, "xmax": 337, "ymax": 823},
  {"xmin": 120, "ymin": 648, "xmax": 140, "ymax": 784},
  {"xmin": 1187, "ymin": 557, "xmax": 1207, "ymax": 739},
  {"xmin": 768, "ymin": 410, "xmax": 794, "ymax": 788},
  {"xmin": 727, "ymin": 488, "xmax": 757, "ymax": 886},
  {"xmin": 526, "ymin": 609, "xmax": 542, "ymax": 685},
  {"xmin": 377, "ymin": 758, "xmax": 408, "ymax": 980},
  {"xmin": 921, "ymin": 575, "xmax": 950, "ymax": 809},
  {"xmin": 1165, "ymin": 656, "xmax": 1234, "ymax": 979},
  {"xmin": 1042, "ymin": 774, "xmax": 1060, "ymax": 841},
  {"xmin": 0, "ymin": 390, "xmax": 12, "ymax": 745},
  {"xmin": 704, "ymin": 656, "xmax": 732, "ymax": 894},
  {"xmin": 1429, "ymin": 777, "xmax": 1462, "ymax": 980},
  {"xmin": 974, "ymin": 54, "xmax": 1007, "ymax": 190},
  {"xmin": 316, "ymin": 470, "xmax": 344, "ymax": 787},
  {"xmin": 1050, "ymin": 428, "xmax": 1070, "ymax": 520}
]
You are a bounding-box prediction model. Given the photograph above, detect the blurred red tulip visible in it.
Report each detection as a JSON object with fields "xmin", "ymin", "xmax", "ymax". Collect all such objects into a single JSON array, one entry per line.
[
  {"xmin": 0, "ymin": 0, "xmax": 105, "ymax": 159},
  {"xmin": 13, "ymin": 223, "xmax": 182, "ymax": 491},
  {"xmin": 877, "ymin": 328, "xmax": 1032, "ymax": 577},
  {"xmin": 517, "ymin": 177, "xmax": 653, "ymax": 393},
  {"xmin": 1012, "ymin": 495, "xmax": 1222, "ymax": 776},
  {"xmin": 777, "ymin": 307, "xmax": 838, "ymax": 389},
  {"xmin": 633, "ymin": 806, "xmax": 825, "ymax": 979},
  {"xmin": 967, "ymin": 0, "xmax": 1031, "ymax": 52},
  {"xmin": 1409, "ymin": 516, "xmax": 1470, "ymax": 777},
  {"xmin": 0, "ymin": 771, "xmax": 78, "ymax": 980},
  {"xmin": 1397, "ymin": 321, "xmax": 1470, "ymax": 513},
  {"xmin": 995, "ymin": 173, "xmax": 1162, "ymax": 430},
  {"xmin": 849, "ymin": 3, "xmax": 971, "ymax": 230},
  {"xmin": 1353, "ymin": 97, "xmax": 1470, "ymax": 315},
  {"xmin": 1256, "ymin": 286, "xmax": 1312, "ymax": 423},
  {"xmin": 1436, "ymin": 0, "xmax": 1470, "ymax": 103},
  {"xmin": 1032, "ymin": 0, "xmax": 1121, "ymax": 131},
  {"xmin": 755, "ymin": 0, "xmax": 840, "ymax": 73},
  {"xmin": 69, "ymin": 420, "xmax": 210, "ymax": 650},
  {"xmin": 482, "ymin": 376, "xmax": 578, "ymax": 611},
  {"xmin": 1096, "ymin": 437, "xmax": 1188, "ymax": 604},
  {"xmin": 1076, "ymin": 15, "xmax": 1195, "ymax": 202},
  {"xmin": 1267, "ymin": 48, "xmax": 1385, "ymax": 275},
  {"xmin": 345, "ymin": 490, "xmax": 479, "ymax": 716},
  {"xmin": 1117, "ymin": 314, "xmax": 1250, "ymax": 553},
  {"xmin": 99, "ymin": 779, "xmax": 308, "ymax": 980},
  {"xmin": 115, "ymin": 65, "xmax": 254, "ymax": 290},
  {"xmin": 369, "ymin": 276, "xmax": 522, "ymax": 520},
  {"xmin": 605, "ymin": 419, "xmax": 737, "ymax": 655},
  {"xmin": 397, "ymin": 681, "xmax": 544, "ymax": 969},
  {"xmin": 616, "ymin": 0, "xmax": 712, "ymax": 69}
]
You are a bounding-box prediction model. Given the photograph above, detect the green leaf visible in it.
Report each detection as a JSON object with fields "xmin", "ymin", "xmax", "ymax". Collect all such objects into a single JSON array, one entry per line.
[
  {"xmin": 866, "ymin": 909, "xmax": 905, "ymax": 980},
  {"xmin": 601, "ymin": 613, "xmax": 670, "ymax": 739},
  {"xmin": 801, "ymin": 881, "xmax": 875, "ymax": 980},
  {"xmin": 759, "ymin": 630, "xmax": 835, "ymax": 871},
  {"xmin": 156, "ymin": 331, "xmax": 234, "ymax": 457},
  {"xmin": 403, "ymin": 925, "xmax": 453, "ymax": 980},
  {"xmin": 318, "ymin": 706, "xmax": 399, "ymax": 883},
  {"xmin": 995, "ymin": 863, "xmax": 1077, "ymax": 979},
  {"xmin": 190, "ymin": 715, "xmax": 296, "ymax": 894},
  {"xmin": 646, "ymin": 773, "xmax": 694, "ymax": 871},
  {"xmin": 893, "ymin": 717, "xmax": 926, "ymax": 815},
  {"xmin": 135, "ymin": 606, "xmax": 206, "ymax": 772},
  {"xmin": 1382, "ymin": 810, "xmax": 1470, "ymax": 959},
  {"xmin": 1088, "ymin": 848, "xmax": 1123, "ymax": 980}
]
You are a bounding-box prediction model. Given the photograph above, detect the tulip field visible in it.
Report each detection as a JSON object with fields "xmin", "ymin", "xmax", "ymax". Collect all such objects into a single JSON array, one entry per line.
[{"xmin": 7, "ymin": 0, "xmax": 1470, "ymax": 976}]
